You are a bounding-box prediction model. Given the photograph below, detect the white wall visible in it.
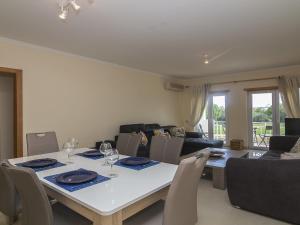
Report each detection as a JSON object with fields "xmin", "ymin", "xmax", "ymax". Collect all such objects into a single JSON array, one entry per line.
[
  {"xmin": 181, "ymin": 66, "xmax": 300, "ymax": 147},
  {"xmin": 0, "ymin": 37, "xmax": 181, "ymax": 154},
  {"xmin": 0, "ymin": 74, "xmax": 14, "ymax": 160}
]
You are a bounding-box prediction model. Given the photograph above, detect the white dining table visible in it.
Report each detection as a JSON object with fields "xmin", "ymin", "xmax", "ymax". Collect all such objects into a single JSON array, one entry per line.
[{"xmin": 9, "ymin": 148, "xmax": 178, "ymax": 225}]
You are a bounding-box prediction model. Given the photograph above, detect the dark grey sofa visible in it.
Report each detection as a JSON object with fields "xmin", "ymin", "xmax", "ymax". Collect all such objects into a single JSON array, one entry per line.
[
  {"xmin": 117, "ymin": 123, "xmax": 223, "ymax": 157},
  {"xmin": 226, "ymin": 136, "xmax": 300, "ymax": 224}
]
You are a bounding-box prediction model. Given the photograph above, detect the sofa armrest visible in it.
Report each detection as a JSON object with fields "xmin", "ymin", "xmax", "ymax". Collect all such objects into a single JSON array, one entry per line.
[
  {"xmin": 185, "ymin": 132, "xmax": 203, "ymax": 139},
  {"xmin": 269, "ymin": 136, "xmax": 299, "ymax": 153},
  {"xmin": 226, "ymin": 158, "xmax": 300, "ymax": 224}
]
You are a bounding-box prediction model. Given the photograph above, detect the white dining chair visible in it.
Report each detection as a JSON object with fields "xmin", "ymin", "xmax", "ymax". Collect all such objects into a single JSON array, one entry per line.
[
  {"xmin": 124, "ymin": 152, "xmax": 209, "ymax": 225},
  {"xmin": 0, "ymin": 161, "xmax": 20, "ymax": 225},
  {"xmin": 150, "ymin": 136, "xmax": 184, "ymax": 164},
  {"xmin": 116, "ymin": 133, "xmax": 141, "ymax": 156},
  {"xmin": 7, "ymin": 166, "xmax": 92, "ymax": 225},
  {"xmin": 26, "ymin": 132, "xmax": 59, "ymax": 156}
]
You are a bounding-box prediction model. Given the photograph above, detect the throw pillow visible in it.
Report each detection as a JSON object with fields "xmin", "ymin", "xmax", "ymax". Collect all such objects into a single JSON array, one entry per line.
[
  {"xmin": 170, "ymin": 127, "xmax": 186, "ymax": 137},
  {"xmin": 281, "ymin": 152, "xmax": 300, "ymax": 159},
  {"xmin": 153, "ymin": 129, "xmax": 165, "ymax": 136},
  {"xmin": 290, "ymin": 138, "xmax": 300, "ymax": 153},
  {"xmin": 139, "ymin": 131, "xmax": 148, "ymax": 146},
  {"xmin": 153, "ymin": 129, "xmax": 171, "ymax": 138}
]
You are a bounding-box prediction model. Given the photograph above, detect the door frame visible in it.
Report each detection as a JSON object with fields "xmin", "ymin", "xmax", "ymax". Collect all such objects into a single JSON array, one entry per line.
[
  {"xmin": 0, "ymin": 67, "xmax": 23, "ymax": 157},
  {"xmin": 247, "ymin": 89, "xmax": 280, "ymax": 150},
  {"xmin": 207, "ymin": 91, "xmax": 229, "ymax": 145}
]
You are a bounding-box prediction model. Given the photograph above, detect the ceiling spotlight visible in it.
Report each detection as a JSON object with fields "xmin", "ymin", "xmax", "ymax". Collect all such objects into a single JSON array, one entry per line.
[
  {"xmin": 59, "ymin": 8, "xmax": 68, "ymax": 20},
  {"xmin": 58, "ymin": 0, "xmax": 83, "ymax": 20},
  {"xmin": 70, "ymin": 0, "xmax": 81, "ymax": 11},
  {"xmin": 203, "ymin": 54, "xmax": 209, "ymax": 64}
]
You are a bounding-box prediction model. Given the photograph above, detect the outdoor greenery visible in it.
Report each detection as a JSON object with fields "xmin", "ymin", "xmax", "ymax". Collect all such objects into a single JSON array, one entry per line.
[
  {"xmin": 205, "ymin": 104, "xmax": 226, "ymax": 121},
  {"xmin": 209, "ymin": 104, "xmax": 287, "ymax": 144},
  {"xmin": 252, "ymin": 105, "xmax": 286, "ymax": 123}
]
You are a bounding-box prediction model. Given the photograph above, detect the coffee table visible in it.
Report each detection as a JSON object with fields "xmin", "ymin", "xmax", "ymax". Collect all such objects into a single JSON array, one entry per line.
[{"xmin": 202, "ymin": 148, "xmax": 249, "ymax": 190}]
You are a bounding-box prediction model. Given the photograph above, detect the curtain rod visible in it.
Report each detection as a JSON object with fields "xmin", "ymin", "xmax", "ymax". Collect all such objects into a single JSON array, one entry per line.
[
  {"xmin": 211, "ymin": 76, "xmax": 280, "ymax": 85},
  {"xmin": 183, "ymin": 76, "xmax": 281, "ymax": 88}
]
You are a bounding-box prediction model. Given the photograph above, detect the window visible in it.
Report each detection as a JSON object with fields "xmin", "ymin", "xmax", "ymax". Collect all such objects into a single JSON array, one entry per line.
[
  {"xmin": 248, "ymin": 90, "xmax": 287, "ymax": 149},
  {"xmin": 199, "ymin": 92, "xmax": 228, "ymax": 144}
]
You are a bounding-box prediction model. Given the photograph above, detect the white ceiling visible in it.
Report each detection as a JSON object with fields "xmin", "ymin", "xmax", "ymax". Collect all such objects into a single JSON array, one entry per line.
[{"xmin": 0, "ymin": 0, "xmax": 300, "ymax": 78}]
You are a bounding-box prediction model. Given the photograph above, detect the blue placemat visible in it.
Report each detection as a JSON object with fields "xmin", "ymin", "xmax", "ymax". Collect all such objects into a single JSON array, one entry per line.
[
  {"xmin": 16, "ymin": 162, "xmax": 66, "ymax": 172},
  {"xmin": 115, "ymin": 159, "xmax": 160, "ymax": 171},
  {"xmin": 44, "ymin": 168, "xmax": 110, "ymax": 192},
  {"xmin": 76, "ymin": 152, "xmax": 104, "ymax": 160}
]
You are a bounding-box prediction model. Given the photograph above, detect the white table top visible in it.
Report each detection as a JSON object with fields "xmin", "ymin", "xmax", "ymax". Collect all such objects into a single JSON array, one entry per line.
[{"xmin": 9, "ymin": 148, "xmax": 178, "ymax": 216}]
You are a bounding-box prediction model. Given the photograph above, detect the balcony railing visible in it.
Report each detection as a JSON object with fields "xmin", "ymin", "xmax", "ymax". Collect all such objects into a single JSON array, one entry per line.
[{"xmin": 213, "ymin": 121, "xmax": 226, "ymax": 142}]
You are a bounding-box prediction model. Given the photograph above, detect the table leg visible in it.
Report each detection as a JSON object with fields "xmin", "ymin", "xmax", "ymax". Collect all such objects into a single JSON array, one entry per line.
[
  {"xmin": 93, "ymin": 211, "xmax": 122, "ymax": 225},
  {"xmin": 212, "ymin": 167, "xmax": 226, "ymax": 190}
]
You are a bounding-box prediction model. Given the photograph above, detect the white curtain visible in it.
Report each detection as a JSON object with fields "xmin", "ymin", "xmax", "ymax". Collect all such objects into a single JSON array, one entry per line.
[
  {"xmin": 278, "ymin": 76, "xmax": 300, "ymax": 118},
  {"xmin": 179, "ymin": 84, "xmax": 210, "ymax": 131}
]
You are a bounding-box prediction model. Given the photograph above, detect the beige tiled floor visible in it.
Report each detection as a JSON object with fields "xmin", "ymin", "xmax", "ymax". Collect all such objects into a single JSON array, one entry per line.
[
  {"xmin": 0, "ymin": 179, "xmax": 291, "ymax": 225},
  {"xmin": 124, "ymin": 179, "xmax": 291, "ymax": 225}
]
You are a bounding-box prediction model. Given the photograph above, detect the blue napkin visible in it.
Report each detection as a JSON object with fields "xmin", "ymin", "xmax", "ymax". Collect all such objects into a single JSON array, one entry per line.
[
  {"xmin": 16, "ymin": 162, "xmax": 66, "ymax": 172},
  {"xmin": 44, "ymin": 168, "xmax": 110, "ymax": 192},
  {"xmin": 115, "ymin": 159, "xmax": 160, "ymax": 171}
]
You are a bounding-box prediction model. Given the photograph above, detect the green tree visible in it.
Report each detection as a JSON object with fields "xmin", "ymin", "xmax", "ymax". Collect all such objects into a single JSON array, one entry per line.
[
  {"xmin": 213, "ymin": 104, "xmax": 225, "ymax": 121},
  {"xmin": 252, "ymin": 106, "xmax": 272, "ymax": 122}
]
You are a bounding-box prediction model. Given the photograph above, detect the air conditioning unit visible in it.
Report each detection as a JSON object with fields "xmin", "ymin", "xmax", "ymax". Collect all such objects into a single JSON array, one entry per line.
[{"xmin": 164, "ymin": 82, "xmax": 185, "ymax": 92}]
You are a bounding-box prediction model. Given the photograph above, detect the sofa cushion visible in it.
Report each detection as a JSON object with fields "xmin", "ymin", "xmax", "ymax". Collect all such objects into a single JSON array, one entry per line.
[
  {"xmin": 153, "ymin": 128, "xmax": 165, "ymax": 136},
  {"xmin": 119, "ymin": 124, "xmax": 145, "ymax": 133},
  {"xmin": 184, "ymin": 138, "xmax": 223, "ymax": 148},
  {"xmin": 144, "ymin": 124, "xmax": 161, "ymax": 132},
  {"xmin": 269, "ymin": 136, "xmax": 299, "ymax": 153},
  {"xmin": 185, "ymin": 132, "xmax": 203, "ymax": 139},
  {"xmin": 181, "ymin": 138, "xmax": 224, "ymax": 155},
  {"xmin": 161, "ymin": 125, "xmax": 177, "ymax": 134},
  {"xmin": 139, "ymin": 131, "xmax": 148, "ymax": 146},
  {"xmin": 170, "ymin": 127, "xmax": 186, "ymax": 137}
]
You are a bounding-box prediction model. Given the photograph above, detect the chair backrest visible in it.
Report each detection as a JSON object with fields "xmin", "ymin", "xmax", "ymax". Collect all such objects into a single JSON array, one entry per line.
[
  {"xmin": 149, "ymin": 135, "xmax": 167, "ymax": 162},
  {"xmin": 163, "ymin": 153, "xmax": 209, "ymax": 225},
  {"xmin": 150, "ymin": 136, "xmax": 184, "ymax": 164},
  {"xmin": 26, "ymin": 132, "xmax": 59, "ymax": 156},
  {"xmin": 7, "ymin": 166, "xmax": 53, "ymax": 225},
  {"xmin": 0, "ymin": 161, "xmax": 18, "ymax": 218},
  {"xmin": 116, "ymin": 133, "xmax": 141, "ymax": 156}
]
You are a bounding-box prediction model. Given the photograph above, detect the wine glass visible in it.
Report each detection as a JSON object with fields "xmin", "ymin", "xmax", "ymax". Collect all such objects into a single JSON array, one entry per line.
[
  {"xmin": 68, "ymin": 137, "xmax": 79, "ymax": 149},
  {"xmin": 99, "ymin": 142, "xmax": 112, "ymax": 166},
  {"xmin": 106, "ymin": 149, "xmax": 119, "ymax": 178},
  {"xmin": 62, "ymin": 142, "xmax": 74, "ymax": 164}
]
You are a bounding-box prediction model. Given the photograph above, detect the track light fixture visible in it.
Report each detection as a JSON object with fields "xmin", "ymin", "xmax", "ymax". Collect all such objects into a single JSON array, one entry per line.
[
  {"xmin": 58, "ymin": 0, "xmax": 82, "ymax": 20},
  {"xmin": 59, "ymin": 4, "xmax": 68, "ymax": 20},
  {"xmin": 203, "ymin": 54, "xmax": 209, "ymax": 64},
  {"xmin": 70, "ymin": 0, "xmax": 81, "ymax": 11}
]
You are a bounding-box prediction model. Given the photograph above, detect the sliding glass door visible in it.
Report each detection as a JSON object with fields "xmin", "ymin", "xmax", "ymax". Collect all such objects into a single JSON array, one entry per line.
[
  {"xmin": 199, "ymin": 92, "xmax": 228, "ymax": 144},
  {"xmin": 248, "ymin": 90, "xmax": 286, "ymax": 149}
]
